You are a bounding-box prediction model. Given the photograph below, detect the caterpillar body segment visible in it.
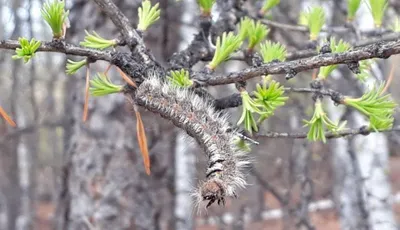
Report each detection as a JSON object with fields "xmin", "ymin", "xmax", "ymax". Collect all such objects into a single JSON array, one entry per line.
[{"xmin": 134, "ymin": 76, "xmax": 251, "ymax": 208}]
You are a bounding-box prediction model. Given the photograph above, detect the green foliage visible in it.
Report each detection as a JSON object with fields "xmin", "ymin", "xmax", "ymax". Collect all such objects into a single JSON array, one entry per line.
[
  {"xmin": 237, "ymin": 91, "xmax": 266, "ymax": 135},
  {"xmin": 344, "ymin": 83, "xmax": 396, "ymax": 131},
  {"xmin": 238, "ymin": 17, "xmax": 252, "ymax": 41},
  {"xmin": 208, "ymin": 32, "xmax": 242, "ymax": 69},
  {"xmin": 66, "ymin": 59, "xmax": 87, "ymax": 75},
  {"xmin": 12, "ymin": 37, "xmax": 41, "ymax": 63},
  {"xmin": 167, "ymin": 69, "xmax": 193, "ymax": 87},
  {"xmin": 253, "ymin": 79, "xmax": 288, "ymax": 122},
  {"xmin": 261, "ymin": 0, "xmax": 280, "ymax": 14},
  {"xmin": 197, "ymin": 0, "xmax": 216, "ymax": 15},
  {"xmin": 89, "ymin": 73, "xmax": 123, "ymax": 96},
  {"xmin": 137, "ymin": 0, "xmax": 160, "ymax": 31},
  {"xmin": 259, "ymin": 40, "xmax": 287, "ymax": 63},
  {"xmin": 80, "ymin": 30, "xmax": 117, "ymax": 50},
  {"xmin": 318, "ymin": 38, "xmax": 351, "ymax": 79},
  {"xmin": 41, "ymin": 0, "xmax": 69, "ymax": 38},
  {"xmin": 303, "ymin": 99, "xmax": 347, "ymax": 143},
  {"xmin": 356, "ymin": 59, "xmax": 374, "ymax": 82},
  {"xmin": 390, "ymin": 17, "xmax": 400, "ymax": 32},
  {"xmin": 300, "ymin": 7, "xmax": 326, "ymax": 40},
  {"xmin": 367, "ymin": 0, "xmax": 388, "ymax": 27},
  {"xmin": 238, "ymin": 17, "xmax": 269, "ymax": 50},
  {"xmin": 347, "ymin": 0, "xmax": 361, "ymax": 21}
]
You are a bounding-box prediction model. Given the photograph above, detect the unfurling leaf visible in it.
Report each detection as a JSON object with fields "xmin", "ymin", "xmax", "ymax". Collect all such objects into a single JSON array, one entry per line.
[
  {"xmin": 138, "ymin": 0, "xmax": 160, "ymax": 31},
  {"xmin": 12, "ymin": 37, "xmax": 41, "ymax": 63},
  {"xmin": 167, "ymin": 69, "xmax": 193, "ymax": 87},
  {"xmin": 367, "ymin": 0, "xmax": 388, "ymax": 28},
  {"xmin": 344, "ymin": 82, "xmax": 397, "ymax": 131},
  {"xmin": 208, "ymin": 32, "xmax": 242, "ymax": 69},
  {"xmin": 41, "ymin": 0, "xmax": 69, "ymax": 38},
  {"xmin": 259, "ymin": 40, "xmax": 287, "ymax": 63},
  {"xmin": 197, "ymin": 0, "xmax": 216, "ymax": 16},
  {"xmin": 89, "ymin": 73, "xmax": 123, "ymax": 96},
  {"xmin": 66, "ymin": 59, "xmax": 87, "ymax": 75},
  {"xmin": 80, "ymin": 30, "xmax": 117, "ymax": 50}
]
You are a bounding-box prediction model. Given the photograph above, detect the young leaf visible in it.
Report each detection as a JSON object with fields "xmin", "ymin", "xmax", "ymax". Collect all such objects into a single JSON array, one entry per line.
[
  {"xmin": 318, "ymin": 38, "xmax": 351, "ymax": 79},
  {"xmin": 237, "ymin": 91, "xmax": 267, "ymax": 135},
  {"xmin": 0, "ymin": 105, "xmax": 16, "ymax": 127},
  {"xmin": 197, "ymin": 0, "xmax": 216, "ymax": 16},
  {"xmin": 260, "ymin": 0, "xmax": 280, "ymax": 15},
  {"xmin": 253, "ymin": 79, "xmax": 288, "ymax": 122},
  {"xmin": 41, "ymin": 0, "xmax": 69, "ymax": 38},
  {"xmin": 80, "ymin": 30, "xmax": 117, "ymax": 50},
  {"xmin": 259, "ymin": 40, "xmax": 287, "ymax": 63},
  {"xmin": 137, "ymin": 0, "xmax": 160, "ymax": 31},
  {"xmin": 303, "ymin": 99, "xmax": 346, "ymax": 143},
  {"xmin": 248, "ymin": 21, "xmax": 269, "ymax": 50},
  {"xmin": 208, "ymin": 32, "xmax": 243, "ymax": 70},
  {"xmin": 89, "ymin": 73, "xmax": 123, "ymax": 96},
  {"xmin": 367, "ymin": 0, "xmax": 388, "ymax": 27},
  {"xmin": 167, "ymin": 69, "xmax": 193, "ymax": 87},
  {"xmin": 301, "ymin": 7, "xmax": 325, "ymax": 40},
  {"xmin": 12, "ymin": 37, "xmax": 41, "ymax": 63},
  {"xmin": 237, "ymin": 17, "xmax": 253, "ymax": 41},
  {"xmin": 344, "ymin": 82, "xmax": 397, "ymax": 131},
  {"xmin": 347, "ymin": 0, "xmax": 361, "ymax": 21},
  {"xmin": 66, "ymin": 59, "xmax": 87, "ymax": 75}
]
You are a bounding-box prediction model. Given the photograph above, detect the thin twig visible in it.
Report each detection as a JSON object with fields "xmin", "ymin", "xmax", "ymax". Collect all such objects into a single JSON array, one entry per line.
[{"xmin": 256, "ymin": 126, "xmax": 400, "ymax": 139}]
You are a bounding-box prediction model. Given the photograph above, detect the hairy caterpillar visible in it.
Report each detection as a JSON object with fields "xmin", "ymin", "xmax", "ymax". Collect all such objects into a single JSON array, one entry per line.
[{"xmin": 133, "ymin": 75, "xmax": 251, "ymax": 208}]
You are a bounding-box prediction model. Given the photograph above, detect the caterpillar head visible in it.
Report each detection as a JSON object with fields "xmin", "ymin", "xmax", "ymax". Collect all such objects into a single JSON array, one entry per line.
[{"xmin": 201, "ymin": 178, "xmax": 226, "ymax": 208}]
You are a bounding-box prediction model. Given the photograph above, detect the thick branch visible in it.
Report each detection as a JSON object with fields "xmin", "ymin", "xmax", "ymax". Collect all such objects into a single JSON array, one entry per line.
[
  {"xmin": 91, "ymin": 0, "xmax": 136, "ymax": 40},
  {"xmin": 92, "ymin": 0, "xmax": 156, "ymax": 65},
  {"xmin": 194, "ymin": 39, "xmax": 400, "ymax": 86}
]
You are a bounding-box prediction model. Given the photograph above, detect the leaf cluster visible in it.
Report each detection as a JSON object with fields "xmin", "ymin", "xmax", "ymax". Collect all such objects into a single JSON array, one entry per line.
[
  {"xmin": 303, "ymin": 99, "xmax": 347, "ymax": 143},
  {"xmin": 299, "ymin": 7, "xmax": 326, "ymax": 40},
  {"xmin": 12, "ymin": 38, "xmax": 41, "ymax": 63},
  {"xmin": 238, "ymin": 17, "xmax": 269, "ymax": 51},
  {"xmin": 344, "ymin": 83, "xmax": 396, "ymax": 131},
  {"xmin": 208, "ymin": 32, "xmax": 242, "ymax": 69},
  {"xmin": 347, "ymin": 0, "xmax": 361, "ymax": 21},
  {"xmin": 137, "ymin": 0, "xmax": 160, "ymax": 31},
  {"xmin": 367, "ymin": 0, "xmax": 388, "ymax": 27},
  {"xmin": 261, "ymin": 0, "xmax": 280, "ymax": 15},
  {"xmin": 89, "ymin": 73, "xmax": 123, "ymax": 96},
  {"xmin": 80, "ymin": 30, "xmax": 117, "ymax": 50},
  {"xmin": 66, "ymin": 59, "xmax": 87, "ymax": 75},
  {"xmin": 259, "ymin": 40, "xmax": 287, "ymax": 63},
  {"xmin": 41, "ymin": 0, "xmax": 69, "ymax": 38},
  {"xmin": 197, "ymin": 0, "xmax": 216, "ymax": 16},
  {"xmin": 318, "ymin": 38, "xmax": 351, "ymax": 79},
  {"xmin": 167, "ymin": 69, "xmax": 193, "ymax": 88},
  {"xmin": 237, "ymin": 79, "xmax": 288, "ymax": 134}
]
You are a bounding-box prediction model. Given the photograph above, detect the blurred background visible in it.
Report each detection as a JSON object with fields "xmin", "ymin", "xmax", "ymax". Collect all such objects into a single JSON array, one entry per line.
[{"xmin": 1, "ymin": 0, "xmax": 400, "ymax": 229}]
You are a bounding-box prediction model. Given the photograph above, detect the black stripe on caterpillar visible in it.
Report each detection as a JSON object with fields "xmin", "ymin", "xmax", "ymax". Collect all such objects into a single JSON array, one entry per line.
[{"xmin": 133, "ymin": 75, "xmax": 251, "ymax": 208}]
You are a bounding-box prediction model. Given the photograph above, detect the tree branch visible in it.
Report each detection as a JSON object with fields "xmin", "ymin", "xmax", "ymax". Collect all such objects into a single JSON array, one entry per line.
[
  {"xmin": 194, "ymin": 39, "xmax": 400, "ymax": 86},
  {"xmin": 256, "ymin": 126, "xmax": 400, "ymax": 139},
  {"xmin": 214, "ymin": 87, "xmax": 343, "ymax": 110},
  {"xmin": 0, "ymin": 39, "xmax": 112, "ymax": 61}
]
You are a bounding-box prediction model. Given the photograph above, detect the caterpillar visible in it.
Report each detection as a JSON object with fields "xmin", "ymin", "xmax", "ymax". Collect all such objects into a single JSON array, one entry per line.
[{"xmin": 133, "ymin": 75, "xmax": 251, "ymax": 208}]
